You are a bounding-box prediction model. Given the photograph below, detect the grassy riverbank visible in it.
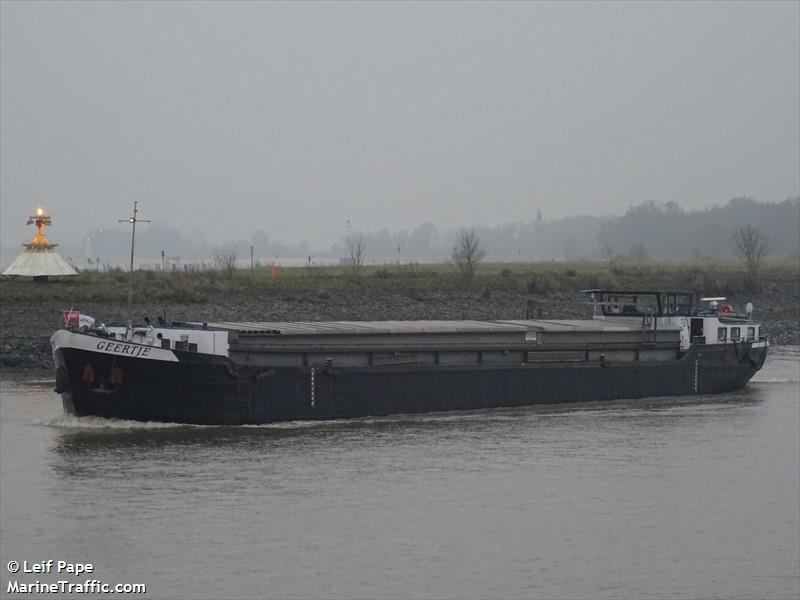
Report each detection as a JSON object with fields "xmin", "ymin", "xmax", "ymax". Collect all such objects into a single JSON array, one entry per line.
[{"xmin": 1, "ymin": 260, "xmax": 798, "ymax": 368}]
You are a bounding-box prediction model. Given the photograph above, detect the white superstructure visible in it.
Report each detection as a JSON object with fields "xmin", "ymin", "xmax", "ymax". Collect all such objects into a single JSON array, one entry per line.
[
  {"xmin": 584, "ymin": 290, "xmax": 766, "ymax": 351},
  {"xmin": 103, "ymin": 324, "xmax": 230, "ymax": 357}
]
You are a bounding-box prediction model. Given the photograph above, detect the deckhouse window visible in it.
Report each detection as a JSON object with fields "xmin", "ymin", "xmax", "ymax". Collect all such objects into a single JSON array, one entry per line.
[
  {"xmin": 676, "ymin": 296, "xmax": 693, "ymax": 315},
  {"xmin": 747, "ymin": 327, "xmax": 756, "ymax": 341},
  {"xmin": 730, "ymin": 327, "xmax": 741, "ymax": 341},
  {"xmin": 665, "ymin": 295, "xmax": 678, "ymax": 315},
  {"xmin": 717, "ymin": 327, "xmax": 727, "ymax": 342},
  {"xmin": 600, "ymin": 293, "xmax": 659, "ymax": 316}
]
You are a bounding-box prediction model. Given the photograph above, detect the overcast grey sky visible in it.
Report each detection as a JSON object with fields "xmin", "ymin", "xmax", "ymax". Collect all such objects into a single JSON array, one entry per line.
[{"xmin": 2, "ymin": 1, "xmax": 798, "ymax": 255}]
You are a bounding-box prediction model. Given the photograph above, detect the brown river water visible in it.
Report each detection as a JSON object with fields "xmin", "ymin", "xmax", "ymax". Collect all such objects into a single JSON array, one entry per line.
[{"xmin": 1, "ymin": 347, "xmax": 798, "ymax": 599}]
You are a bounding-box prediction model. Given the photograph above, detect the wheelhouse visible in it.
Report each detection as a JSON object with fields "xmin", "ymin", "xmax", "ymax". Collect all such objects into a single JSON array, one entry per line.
[
  {"xmin": 581, "ymin": 290, "xmax": 766, "ymax": 348},
  {"xmin": 582, "ymin": 290, "xmax": 695, "ymax": 318}
]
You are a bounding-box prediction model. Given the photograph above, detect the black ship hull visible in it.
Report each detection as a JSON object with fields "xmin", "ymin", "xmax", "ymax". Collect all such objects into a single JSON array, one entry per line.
[{"xmin": 53, "ymin": 341, "xmax": 767, "ymax": 425}]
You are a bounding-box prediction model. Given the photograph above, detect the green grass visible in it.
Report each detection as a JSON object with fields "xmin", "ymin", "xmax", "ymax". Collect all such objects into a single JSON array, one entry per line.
[{"xmin": 1, "ymin": 259, "xmax": 797, "ymax": 306}]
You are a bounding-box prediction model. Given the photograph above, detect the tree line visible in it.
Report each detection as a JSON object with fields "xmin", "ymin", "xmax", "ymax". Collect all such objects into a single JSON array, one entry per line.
[
  {"xmin": 53, "ymin": 196, "xmax": 799, "ymax": 267},
  {"xmin": 329, "ymin": 196, "xmax": 799, "ymax": 262}
]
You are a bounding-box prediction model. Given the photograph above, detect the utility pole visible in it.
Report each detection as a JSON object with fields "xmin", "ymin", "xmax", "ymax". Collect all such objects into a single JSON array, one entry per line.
[{"xmin": 119, "ymin": 201, "xmax": 150, "ymax": 335}]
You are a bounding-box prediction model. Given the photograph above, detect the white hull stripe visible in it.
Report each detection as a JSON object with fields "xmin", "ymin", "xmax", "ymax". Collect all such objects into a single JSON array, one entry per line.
[{"xmin": 51, "ymin": 330, "xmax": 179, "ymax": 363}]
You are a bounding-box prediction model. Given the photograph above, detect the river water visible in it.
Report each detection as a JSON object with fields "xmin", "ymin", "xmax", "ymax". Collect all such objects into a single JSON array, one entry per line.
[{"xmin": 1, "ymin": 348, "xmax": 798, "ymax": 599}]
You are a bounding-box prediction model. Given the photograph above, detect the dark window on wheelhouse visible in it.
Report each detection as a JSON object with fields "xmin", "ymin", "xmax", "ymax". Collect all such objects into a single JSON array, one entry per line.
[
  {"xmin": 730, "ymin": 327, "xmax": 741, "ymax": 341},
  {"xmin": 747, "ymin": 327, "xmax": 756, "ymax": 341},
  {"xmin": 717, "ymin": 327, "xmax": 727, "ymax": 341},
  {"xmin": 599, "ymin": 293, "xmax": 656, "ymax": 316},
  {"xmin": 665, "ymin": 295, "xmax": 677, "ymax": 315},
  {"xmin": 664, "ymin": 293, "xmax": 694, "ymax": 316},
  {"xmin": 691, "ymin": 319, "xmax": 704, "ymax": 339}
]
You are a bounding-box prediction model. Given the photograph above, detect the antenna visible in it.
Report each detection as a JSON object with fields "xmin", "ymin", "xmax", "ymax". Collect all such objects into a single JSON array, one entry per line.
[{"xmin": 119, "ymin": 201, "xmax": 150, "ymax": 335}]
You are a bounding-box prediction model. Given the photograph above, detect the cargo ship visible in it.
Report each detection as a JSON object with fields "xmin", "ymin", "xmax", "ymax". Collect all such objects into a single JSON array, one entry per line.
[{"xmin": 51, "ymin": 290, "xmax": 768, "ymax": 424}]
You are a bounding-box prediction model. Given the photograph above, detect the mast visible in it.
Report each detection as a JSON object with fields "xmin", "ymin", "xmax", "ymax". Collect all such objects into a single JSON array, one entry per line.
[{"xmin": 119, "ymin": 201, "xmax": 150, "ymax": 335}]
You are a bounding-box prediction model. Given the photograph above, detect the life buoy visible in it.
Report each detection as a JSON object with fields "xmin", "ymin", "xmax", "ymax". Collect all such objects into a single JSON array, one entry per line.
[{"xmin": 81, "ymin": 364, "xmax": 95, "ymax": 383}]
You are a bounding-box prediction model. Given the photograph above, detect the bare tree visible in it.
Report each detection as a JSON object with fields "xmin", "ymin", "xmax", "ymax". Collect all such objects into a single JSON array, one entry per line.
[
  {"xmin": 213, "ymin": 247, "xmax": 237, "ymax": 278},
  {"xmin": 731, "ymin": 225, "xmax": 770, "ymax": 278},
  {"xmin": 451, "ymin": 228, "xmax": 486, "ymax": 283},
  {"xmin": 345, "ymin": 232, "xmax": 367, "ymax": 274},
  {"xmin": 599, "ymin": 236, "xmax": 623, "ymax": 267},
  {"xmin": 596, "ymin": 221, "xmax": 624, "ymax": 266},
  {"xmin": 628, "ymin": 242, "xmax": 650, "ymax": 262}
]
